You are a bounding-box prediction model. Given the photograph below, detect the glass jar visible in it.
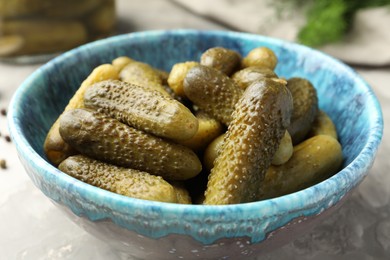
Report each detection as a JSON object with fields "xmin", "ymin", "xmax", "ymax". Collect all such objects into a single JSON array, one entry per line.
[{"xmin": 0, "ymin": 0, "xmax": 116, "ymax": 63}]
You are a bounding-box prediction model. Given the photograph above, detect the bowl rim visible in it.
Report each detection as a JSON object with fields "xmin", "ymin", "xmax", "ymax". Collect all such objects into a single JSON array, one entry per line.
[{"xmin": 7, "ymin": 29, "xmax": 384, "ymax": 223}]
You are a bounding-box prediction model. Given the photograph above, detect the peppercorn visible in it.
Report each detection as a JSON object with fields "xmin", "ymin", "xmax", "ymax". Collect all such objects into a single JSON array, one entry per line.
[{"xmin": 0, "ymin": 159, "xmax": 6, "ymax": 169}]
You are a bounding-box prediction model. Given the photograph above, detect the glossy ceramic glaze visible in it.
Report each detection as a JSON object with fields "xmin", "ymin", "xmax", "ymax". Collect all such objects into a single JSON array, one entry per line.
[{"xmin": 8, "ymin": 30, "xmax": 383, "ymax": 259}]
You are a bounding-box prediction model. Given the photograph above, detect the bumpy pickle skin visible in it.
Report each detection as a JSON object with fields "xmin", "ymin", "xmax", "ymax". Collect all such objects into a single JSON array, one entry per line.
[
  {"xmin": 203, "ymin": 130, "xmax": 293, "ymax": 170},
  {"xmin": 83, "ymin": 79, "xmax": 198, "ymax": 142},
  {"xmin": 59, "ymin": 108, "xmax": 202, "ymax": 181},
  {"xmin": 203, "ymin": 78, "xmax": 293, "ymax": 205},
  {"xmin": 286, "ymin": 77, "xmax": 319, "ymax": 144},
  {"xmin": 183, "ymin": 65, "xmax": 244, "ymax": 125},
  {"xmin": 59, "ymin": 155, "xmax": 178, "ymax": 203},
  {"xmin": 44, "ymin": 64, "xmax": 119, "ymax": 166},
  {"xmin": 200, "ymin": 47, "xmax": 242, "ymax": 76},
  {"xmin": 258, "ymin": 135, "xmax": 343, "ymax": 200}
]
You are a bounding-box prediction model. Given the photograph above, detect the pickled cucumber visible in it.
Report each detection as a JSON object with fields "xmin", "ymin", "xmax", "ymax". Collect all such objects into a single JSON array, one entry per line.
[
  {"xmin": 45, "ymin": 47, "xmax": 342, "ymax": 205},
  {"xmin": 113, "ymin": 56, "xmax": 169, "ymax": 85},
  {"xmin": 167, "ymin": 61, "xmax": 199, "ymax": 97},
  {"xmin": 203, "ymin": 130, "xmax": 293, "ymax": 170},
  {"xmin": 183, "ymin": 65, "xmax": 243, "ymax": 125},
  {"xmin": 203, "ymin": 78, "xmax": 293, "ymax": 205},
  {"xmin": 59, "ymin": 108, "xmax": 202, "ymax": 180},
  {"xmin": 286, "ymin": 77, "xmax": 319, "ymax": 144},
  {"xmin": 242, "ymin": 46, "xmax": 278, "ymax": 70},
  {"xmin": 44, "ymin": 64, "xmax": 119, "ymax": 166},
  {"xmin": 119, "ymin": 60, "xmax": 169, "ymax": 96},
  {"xmin": 120, "ymin": 60, "xmax": 161, "ymax": 85},
  {"xmin": 200, "ymin": 47, "xmax": 241, "ymax": 75},
  {"xmin": 59, "ymin": 155, "xmax": 178, "ymax": 203},
  {"xmin": 258, "ymin": 135, "xmax": 343, "ymax": 200},
  {"xmin": 84, "ymin": 79, "xmax": 198, "ymax": 141}
]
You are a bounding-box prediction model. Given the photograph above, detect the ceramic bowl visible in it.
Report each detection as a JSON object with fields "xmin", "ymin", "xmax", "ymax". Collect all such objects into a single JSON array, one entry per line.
[{"xmin": 8, "ymin": 30, "xmax": 383, "ymax": 259}]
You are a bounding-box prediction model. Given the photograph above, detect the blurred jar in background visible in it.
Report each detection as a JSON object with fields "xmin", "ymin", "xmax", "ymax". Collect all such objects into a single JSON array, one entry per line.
[{"xmin": 0, "ymin": 0, "xmax": 116, "ymax": 63}]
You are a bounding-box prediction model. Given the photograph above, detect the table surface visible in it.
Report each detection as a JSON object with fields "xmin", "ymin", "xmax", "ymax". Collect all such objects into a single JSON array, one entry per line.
[{"xmin": 1, "ymin": 1, "xmax": 389, "ymax": 259}]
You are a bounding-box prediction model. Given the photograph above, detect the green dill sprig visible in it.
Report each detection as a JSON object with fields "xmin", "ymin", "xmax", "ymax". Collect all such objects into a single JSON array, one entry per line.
[{"xmin": 271, "ymin": 0, "xmax": 390, "ymax": 47}]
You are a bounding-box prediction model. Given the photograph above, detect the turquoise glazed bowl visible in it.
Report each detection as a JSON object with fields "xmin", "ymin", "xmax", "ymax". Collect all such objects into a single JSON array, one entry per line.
[{"xmin": 8, "ymin": 30, "xmax": 383, "ymax": 259}]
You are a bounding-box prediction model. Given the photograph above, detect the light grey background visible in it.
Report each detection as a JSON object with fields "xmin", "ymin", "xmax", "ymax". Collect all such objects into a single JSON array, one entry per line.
[{"xmin": 0, "ymin": 1, "xmax": 389, "ymax": 259}]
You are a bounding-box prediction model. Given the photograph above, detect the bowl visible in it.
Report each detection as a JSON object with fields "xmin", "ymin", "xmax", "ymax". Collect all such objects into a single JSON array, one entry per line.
[{"xmin": 8, "ymin": 30, "xmax": 383, "ymax": 259}]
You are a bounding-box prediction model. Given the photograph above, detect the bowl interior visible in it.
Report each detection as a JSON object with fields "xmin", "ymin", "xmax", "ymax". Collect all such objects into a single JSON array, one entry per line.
[
  {"xmin": 8, "ymin": 30, "xmax": 383, "ymax": 244},
  {"xmin": 15, "ymin": 30, "xmax": 382, "ymax": 169}
]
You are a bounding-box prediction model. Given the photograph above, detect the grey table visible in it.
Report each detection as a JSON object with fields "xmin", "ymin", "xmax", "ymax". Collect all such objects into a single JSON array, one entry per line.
[{"xmin": 1, "ymin": 1, "xmax": 389, "ymax": 259}]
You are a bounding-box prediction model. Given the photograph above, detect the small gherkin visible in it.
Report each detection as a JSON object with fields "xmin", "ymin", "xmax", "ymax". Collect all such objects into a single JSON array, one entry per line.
[
  {"xmin": 203, "ymin": 78, "xmax": 293, "ymax": 205},
  {"xmin": 59, "ymin": 108, "xmax": 202, "ymax": 181},
  {"xmin": 258, "ymin": 134, "xmax": 343, "ymax": 200},
  {"xmin": 59, "ymin": 155, "xmax": 179, "ymax": 203},
  {"xmin": 120, "ymin": 61, "xmax": 162, "ymax": 85},
  {"xmin": 200, "ymin": 47, "xmax": 242, "ymax": 75},
  {"xmin": 183, "ymin": 65, "xmax": 244, "ymax": 126},
  {"xmin": 286, "ymin": 77, "xmax": 319, "ymax": 144},
  {"xmin": 119, "ymin": 60, "xmax": 170, "ymax": 96},
  {"xmin": 84, "ymin": 79, "xmax": 198, "ymax": 142}
]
